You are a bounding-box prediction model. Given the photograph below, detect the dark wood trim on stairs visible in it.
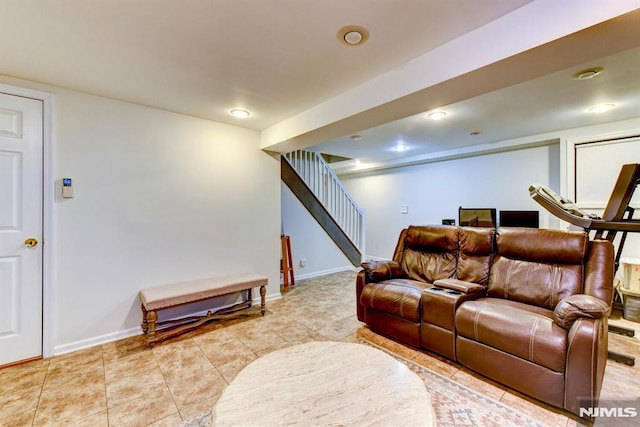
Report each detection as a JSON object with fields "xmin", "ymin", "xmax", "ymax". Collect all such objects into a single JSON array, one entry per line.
[{"xmin": 281, "ymin": 156, "xmax": 361, "ymax": 267}]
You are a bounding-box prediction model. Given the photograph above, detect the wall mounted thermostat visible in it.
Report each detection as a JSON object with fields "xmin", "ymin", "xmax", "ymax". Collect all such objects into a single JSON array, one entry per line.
[{"xmin": 62, "ymin": 178, "xmax": 74, "ymax": 198}]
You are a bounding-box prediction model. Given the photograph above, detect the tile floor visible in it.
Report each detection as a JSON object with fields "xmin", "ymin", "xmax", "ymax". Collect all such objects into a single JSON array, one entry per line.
[{"xmin": 0, "ymin": 269, "xmax": 638, "ymax": 426}]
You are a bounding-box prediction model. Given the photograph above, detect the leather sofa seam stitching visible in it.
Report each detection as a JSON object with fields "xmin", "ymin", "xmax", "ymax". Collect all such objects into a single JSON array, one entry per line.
[
  {"xmin": 473, "ymin": 302, "xmax": 486, "ymax": 341},
  {"xmin": 529, "ymin": 317, "xmax": 540, "ymax": 362}
]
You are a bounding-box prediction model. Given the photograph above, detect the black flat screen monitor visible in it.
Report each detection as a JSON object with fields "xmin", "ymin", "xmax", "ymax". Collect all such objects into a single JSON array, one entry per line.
[
  {"xmin": 499, "ymin": 210, "xmax": 539, "ymax": 228},
  {"xmin": 458, "ymin": 207, "xmax": 496, "ymax": 227}
]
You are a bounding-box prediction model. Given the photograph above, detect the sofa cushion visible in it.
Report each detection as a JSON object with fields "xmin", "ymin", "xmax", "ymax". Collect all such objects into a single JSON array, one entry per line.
[
  {"xmin": 455, "ymin": 298, "xmax": 567, "ymax": 373},
  {"xmin": 488, "ymin": 228, "xmax": 587, "ymax": 309},
  {"xmin": 494, "ymin": 228, "xmax": 588, "ymax": 264},
  {"xmin": 360, "ymin": 279, "xmax": 430, "ymax": 323},
  {"xmin": 400, "ymin": 225, "xmax": 458, "ymax": 283},
  {"xmin": 489, "ymin": 257, "xmax": 583, "ymax": 310},
  {"xmin": 457, "ymin": 227, "xmax": 494, "ymax": 286}
]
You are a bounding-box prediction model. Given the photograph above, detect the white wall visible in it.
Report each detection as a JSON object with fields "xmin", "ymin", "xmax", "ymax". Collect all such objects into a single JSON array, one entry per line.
[
  {"xmin": 337, "ymin": 117, "xmax": 640, "ymax": 261},
  {"xmin": 560, "ymin": 120, "xmax": 640, "ymax": 260},
  {"xmin": 280, "ymin": 183, "xmax": 352, "ymax": 279},
  {"xmin": 341, "ymin": 144, "xmax": 561, "ymax": 259},
  {"xmin": 0, "ymin": 76, "xmax": 281, "ymax": 354}
]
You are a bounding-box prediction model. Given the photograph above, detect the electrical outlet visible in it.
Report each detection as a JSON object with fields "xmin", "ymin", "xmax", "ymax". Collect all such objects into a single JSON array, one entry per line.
[
  {"xmin": 300, "ymin": 259, "xmax": 307, "ymax": 268},
  {"xmin": 400, "ymin": 205, "xmax": 409, "ymax": 214}
]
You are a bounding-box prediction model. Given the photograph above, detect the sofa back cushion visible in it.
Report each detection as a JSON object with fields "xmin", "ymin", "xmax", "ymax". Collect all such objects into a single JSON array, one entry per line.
[
  {"xmin": 399, "ymin": 225, "xmax": 459, "ymax": 283},
  {"xmin": 457, "ymin": 227, "xmax": 495, "ymax": 286},
  {"xmin": 488, "ymin": 228, "xmax": 588, "ymax": 309}
]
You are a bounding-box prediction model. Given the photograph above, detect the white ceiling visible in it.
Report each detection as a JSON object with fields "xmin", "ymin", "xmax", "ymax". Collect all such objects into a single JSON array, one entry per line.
[
  {"xmin": 2, "ymin": 1, "xmax": 639, "ymax": 171},
  {"xmin": 316, "ymin": 45, "xmax": 640, "ymax": 166}
]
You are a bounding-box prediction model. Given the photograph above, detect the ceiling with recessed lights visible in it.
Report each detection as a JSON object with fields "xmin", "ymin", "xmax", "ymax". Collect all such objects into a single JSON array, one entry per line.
[
  {"xmin": 311, "ymin": 44, "xmax": 640, "ymax": 166},
  {"xmin": 1, "ymin": 1, "xmax": 639, "ymax": 171}
]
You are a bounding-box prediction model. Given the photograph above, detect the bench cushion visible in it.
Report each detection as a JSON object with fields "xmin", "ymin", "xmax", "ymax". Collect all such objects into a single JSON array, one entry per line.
[{"xmin": 139, "ymin": 272, "xmax": 268, "ymax": 311}]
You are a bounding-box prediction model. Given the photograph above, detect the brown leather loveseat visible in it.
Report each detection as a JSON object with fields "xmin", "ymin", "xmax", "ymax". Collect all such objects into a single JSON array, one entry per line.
[{"xmin": 356, "ymin": 225, "xmax": 614, "ymax": 418}]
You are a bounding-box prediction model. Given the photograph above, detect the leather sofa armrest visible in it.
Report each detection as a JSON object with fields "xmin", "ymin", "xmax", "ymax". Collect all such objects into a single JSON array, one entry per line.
[
  {"xmin": 361, "ymin": 260, "xmax": 403, "ymax": 282},
  {"xmin": 553, "ymin": 294, "xmax": 610, "ymax": 329},
  {"xmin": 433, "ymin": 278, "xmax": 485, "ymax": 295}
]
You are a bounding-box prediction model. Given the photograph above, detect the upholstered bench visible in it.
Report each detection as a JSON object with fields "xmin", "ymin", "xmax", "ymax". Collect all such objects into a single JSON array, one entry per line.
[{"xmin": 139, "ymin": 272, "xmax": 267, "ymax": 345}]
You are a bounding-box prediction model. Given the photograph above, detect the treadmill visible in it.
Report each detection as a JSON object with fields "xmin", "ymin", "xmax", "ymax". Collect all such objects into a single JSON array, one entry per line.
[{"xmin": 530, "ymin": 163, "xmax": 640, "ymax": 366}]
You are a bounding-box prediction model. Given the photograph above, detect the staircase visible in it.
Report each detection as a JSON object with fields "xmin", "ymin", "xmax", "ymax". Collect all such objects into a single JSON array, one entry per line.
[{"xmin": 281, "ymin": 150, "xmax": 365, "ymax": 266}]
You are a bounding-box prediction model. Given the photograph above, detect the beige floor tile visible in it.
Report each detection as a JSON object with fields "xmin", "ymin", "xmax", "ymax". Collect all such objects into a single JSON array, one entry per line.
[
  {"xmin": 200, "ymin": 340, "xmax": 255, "ymax": 367},
  {"xmin": 294, "ymin": 314, "xmax": 339, "ymax": 331},
  {"xmin": 146, "ymin": 412, "xmax": 184, "ymax": 427},
  {"xmin": 165, "ymin": 368, "xmax": 227, "ymax": 410},
  {"xmin": 0, "ymin": 385, "xmax": 41, "ymax": 421},
  {"xmin": 68, "ymin": 410, "xmax": 109, "ymax": 427},
  {"xmin": 316, "ymin": 315, "xmax": 361, "ymax": 341},
  {"xmin": 156, "ymin": 351, "xmax": 215, "ymax": 384},
  {"xmin": 274, "ymin": 322, "xmax": 328, "ymax": 345},
  {"xmin": 102, "ymin": 335, "xmax": 150, "ymax": 364},
  {"xmin": 236, "ymin": 329, "xmax": 289, "ymax": 353},
  {"xmin": 47, "ymin": 347, "xmax": 103, "ymax": 372},
  {"xmin": 33, "ymin": 381, "xmax": 107, "ymax": 426},
  {"xmin": 104, "ymin": 350, "xmax": 159, "ymax": 384},
  {"xmin": 151, "ymin": 338, "xmax": 200, "ymax": 363},
  {"xmin": 0, "ymin": 408, "xmax": 36, "ymax": 427},
  {"xmin": 338, "ymin": 333, "xmax": 360, "ymax": 343},
  {"xmin": 213, "ymin": 355, "xmax": 256, "ymax": 383},
  {"xmin": 179, "ymin": 395, "xmax": 220, "ymax": 422},
  {"xmin": 192, "ymin": 328, "xmax": 237, "ymax": 348},
  {"xmin": 359, "ymin": 331, "xmax": 421, "ymax": 361},
  {"xmin": 411, "ymin": 351, "xmax": 460, "ymax": 378},
  {"xmin": 253, "ymin": 340, "xmax": 294, "ymax": 357},
  {"xmin": 107, "ymin": 388, "xmax": 178, "ymax": 427},
  {"xmin": 42, "ymin": 364, "xmax": 105, "ymax": 390},
  {"xmin": 106, "ymin": 367, "xmax": 167, "ymax": 409},
  {"xmin": 0, "ymin": 363, "xmax": 48, "ymax": 396}
]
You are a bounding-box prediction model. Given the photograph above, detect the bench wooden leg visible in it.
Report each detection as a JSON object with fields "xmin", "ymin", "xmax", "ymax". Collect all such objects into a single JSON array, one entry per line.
[
  {"xmin": 260, "ymin": 285, "xmax": 266, "ymax": 315},
  {"xmin": 141, "ymin": 304, "xmax": 149, "ymax": 334},
  {"xmin": 146, "ymin": 310, "xmax": 158, "ymax": 343}
]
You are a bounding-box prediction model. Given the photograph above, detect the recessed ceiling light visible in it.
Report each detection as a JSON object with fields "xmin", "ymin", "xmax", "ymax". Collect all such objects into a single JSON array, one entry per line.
[
  {"xmin": 344, "ymin": 31, "xmax": 362, "ymax": 45},
  {"xmin": 230, "ymin": 108, "xmax": 250, "ymax": 118},
  {"xmin": 393, "ymin": 145, "xmax": 408, "ymax": 152},
  {"xmin": 469, "ymin": 131, "xmax": 481, "ymax": 136},
  {"xmin": 427, "ymin": 111, "xmax": 447, "ymax": 120},
  {"xmin": 588, "ymin": 103, "xmax": 615, "ymax": 113},
  {"xmin": 337, "ymin": 25, "xmax": 369, "ymax": 46},
  {"xmin": 573, "ymin": 67, "xmax": 604, "ymax": 80},
  {"xmin": 350, "ymin": 135, "xmax": 363, "ymax": 141}
]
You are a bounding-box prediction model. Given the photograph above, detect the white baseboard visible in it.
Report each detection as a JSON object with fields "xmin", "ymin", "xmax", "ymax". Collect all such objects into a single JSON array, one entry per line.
[
  {"xmin": 53, "ymin": 293, "xmax": 283, "ymax": 357},
  {"xmin": 282, "ymin": 265, "xmax": 357, "ymax": 282},
  {"xmin": 363, "ymin": 255, "xmax": 389, "ymax": 261},
  {"xmin": 53, "ymin": 327, "xmax": 142, "ymax": 356}
]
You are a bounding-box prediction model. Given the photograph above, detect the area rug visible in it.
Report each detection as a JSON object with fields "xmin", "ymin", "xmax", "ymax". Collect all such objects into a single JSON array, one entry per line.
[
  {"xmin": 178, "ymin": 341, "xmax": 549, "ymax": 427},
  {"xmin": 361, "ymin": 340, "xmax": 549, "ymax": 427}
]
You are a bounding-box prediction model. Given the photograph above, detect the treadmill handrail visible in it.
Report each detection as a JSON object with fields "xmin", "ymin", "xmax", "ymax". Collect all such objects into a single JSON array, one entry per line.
[
  {"xmin": 529, "ymin": 184, "xmax": 640, "ymax": 233},
  {"xmin": 589, "ymin": 219, "xmax": 640, "ymax": 233},
  {"xmin": 529, "ymin": 184, "xmax": 594, "ymax": 228}
]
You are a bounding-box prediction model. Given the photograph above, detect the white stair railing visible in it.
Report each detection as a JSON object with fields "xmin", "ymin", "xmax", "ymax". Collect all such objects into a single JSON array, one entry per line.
[{"xmin": 284, "ymin": 150, "xmax": 365, "ymax": 260}]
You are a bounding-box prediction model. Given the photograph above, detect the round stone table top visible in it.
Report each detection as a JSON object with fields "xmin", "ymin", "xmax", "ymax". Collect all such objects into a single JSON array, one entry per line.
[{"xmin": 213, "ymin": 341, "xmax": 434, "ymax": 426}]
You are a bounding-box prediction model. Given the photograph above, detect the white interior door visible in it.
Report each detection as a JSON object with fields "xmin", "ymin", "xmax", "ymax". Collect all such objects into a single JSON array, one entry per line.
[{"xmin": 0, "ymin": 92, "xmax": 43, "ymax": 365}]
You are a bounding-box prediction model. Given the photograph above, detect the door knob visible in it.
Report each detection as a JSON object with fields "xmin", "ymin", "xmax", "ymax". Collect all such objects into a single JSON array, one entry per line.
[{"xmin": 24, "ymin": 238, "xmax": 38, "ymax": 248}]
